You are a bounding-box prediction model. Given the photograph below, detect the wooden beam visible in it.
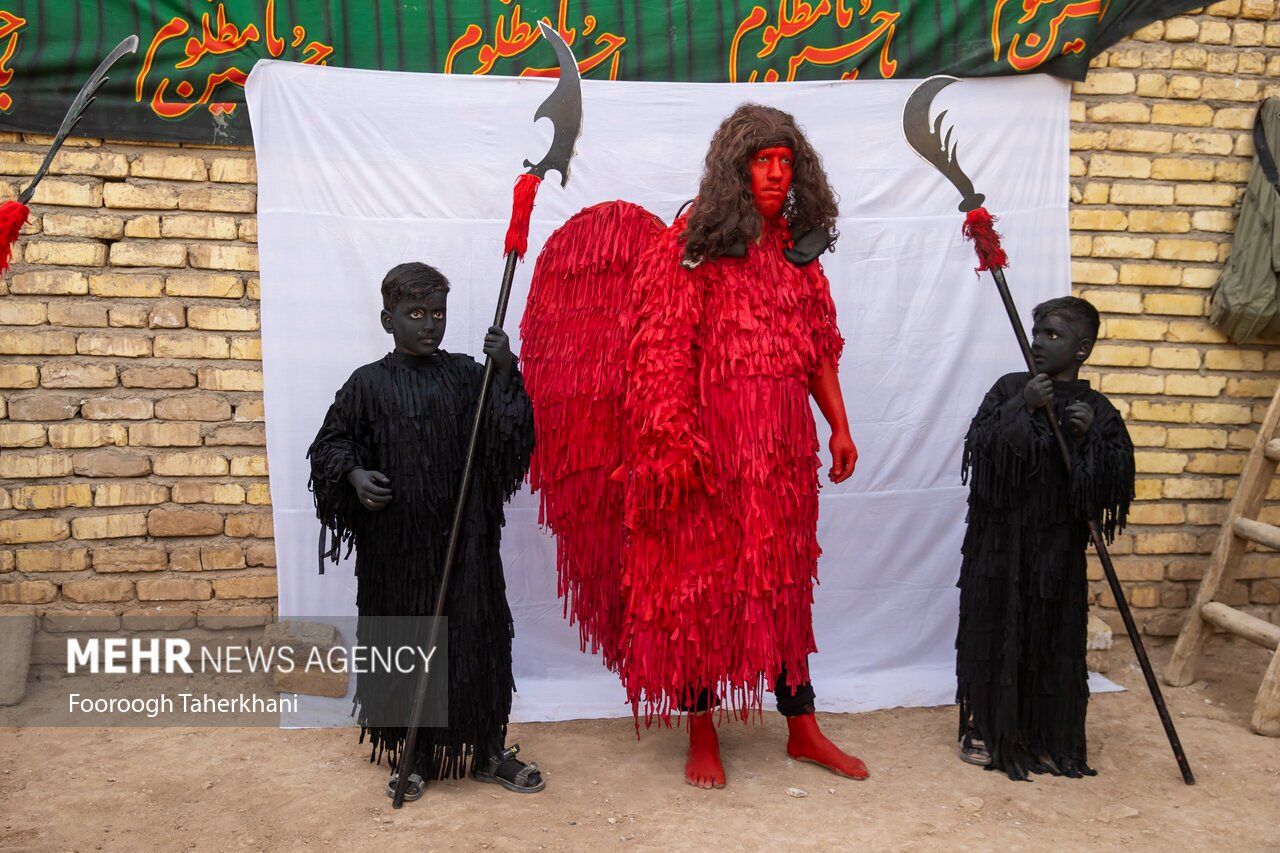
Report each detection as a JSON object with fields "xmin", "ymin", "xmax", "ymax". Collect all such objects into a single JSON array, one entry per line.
[
  {"xmin": 1234, "ymin": 517, "xmax": 1280, "ymax": 551},
  {"xmin": 1200, "ymin": 602, "xmax": 1280, "ymax": 651}
]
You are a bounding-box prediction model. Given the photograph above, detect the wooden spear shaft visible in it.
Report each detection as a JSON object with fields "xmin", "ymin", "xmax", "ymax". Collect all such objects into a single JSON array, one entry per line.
[{"xmin": 987, "ymin": 266, "xmax": 1195, "ymax": 786}]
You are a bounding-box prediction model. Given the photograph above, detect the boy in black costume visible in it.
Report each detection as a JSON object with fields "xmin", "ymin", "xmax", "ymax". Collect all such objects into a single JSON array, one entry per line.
[
  {"xmin": 308, "ymin": 262, "xmax": 542, "ymax": 798},
  {"xmin": 955, "ymin": 296, "xmax": 1134, "ymax": 781}
]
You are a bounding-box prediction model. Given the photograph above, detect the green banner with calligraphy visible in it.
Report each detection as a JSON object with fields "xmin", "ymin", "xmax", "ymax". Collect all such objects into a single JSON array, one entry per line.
[{"xmin": 0, "ymin": 0, "xmax": 1198, "ymax": 145}]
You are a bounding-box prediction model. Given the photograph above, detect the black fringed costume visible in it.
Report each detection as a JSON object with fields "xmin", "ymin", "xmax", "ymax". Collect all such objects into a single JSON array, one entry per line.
[
  {"xmin": 308, "ymin": 350, "xmax": 534, "ymax": 780},
  {"xmin": 956, "ymin": 372, "xmax": 1134, "ymax": 780}
]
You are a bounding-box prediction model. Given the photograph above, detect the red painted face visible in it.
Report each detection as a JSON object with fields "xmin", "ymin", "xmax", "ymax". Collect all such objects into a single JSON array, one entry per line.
[{"xmin": 749, "ymin": 145, "xmax": 794, "ymax": 219}]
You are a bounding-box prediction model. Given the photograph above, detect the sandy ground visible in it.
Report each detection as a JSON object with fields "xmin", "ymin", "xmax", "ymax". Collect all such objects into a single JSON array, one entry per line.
[{"xmin": 2, "ymin": 637, "xmax": 1278, "ymax": 853}]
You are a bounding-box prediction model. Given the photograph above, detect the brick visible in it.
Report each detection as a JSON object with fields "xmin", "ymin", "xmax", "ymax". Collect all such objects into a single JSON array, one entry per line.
[
  {"xmin": 48, "ymin": 423, "xmax": 128, "ymax": 449},
  {"xmin": 61, "ymin": 578, "xmax": 135, "ymax": 603},
  {"xmin": 1142, "ymin": 293, "xmax": 1205, "ymax": 315},
  {"xmin": 41, "ymin": 212, "xmax": 124, "ymax": 239},
  {"xmin": 188, "ymin": 244, "xmax": 258, "ymax": 271},
  {"xmin": 48, "ymin": 302, "xmax": 109, "ymax": 326},
  {"xmin": 0, "ymin": 580, "xmax": 58, "ymax": 604},
  {"xmin": 1105, "ymin": 129, "xmax": 1171, "ymax": 153},
  {"xmin": 94, "ymin": 483, "xmax": 170, "ymax": 507},
  {"xmin": 92, "ymin": 546, "xmax": 167, "ymax": 572},
  {"xmin": 123, "ymin": 214, "xmax": 161, "ymax": 238},
  {"xmin": 7, "ymin": 394, "xmax": 79, "ymax": 420},
  {"xmin": 41, "ymin": 363, "xmax": 118, "ymax": 388},
  {"xmin": 1166, "ymin": 428, "xmax": 1227, "ymax": 450},
  {"xmin": 121, "ymin": 606, "xmax": 198, "ymax": 631},
  {"xmin": 147, "ymin": 509, "xmax": 224, "ymax": 537},
  {"xmin": 229, "ymin": 338, "xmax": 262, "ymax": 360},
  {"xmin": 178, "ymin": 186, "xmax": 256, "ymax": 213},
  {"xmin": 212, "ymin": 575, "xmax": 277, "ymax": 599},
  {"xmin": 0, "ymin": 452, "xmax": 73, "ymax": 478},
  {"xmin": 1171, "ymin": 132, "xmax": 1234, "ymax": 156},
  {"xmin": 160, "ymin": 213, "xmax": 237, "ymax": 240},
  {"xmin": 1150, "ymin": 103, "xmax": 1212, "ymax": 125},
  {"xmin": 0, "ymin": 301, "xmax": 48, "ymax": 325},
  {"xmin": 131, "ymin": 152, "xmax": 207, "ymax": 181},
  {"xmin": 1227, "ymin": 377, "xmax": 1279, "ymax": 397},
  {"xmin": 128, "ymin": 422, "xmax": 202, "ymax": 447},
  {"xmin": 230, "ymin": 454, "xmax": 269, "ymax": 476},
  {"xmin": 1151, "ymin": 158, "xmax": 1215, "ymax": 181},
  {"xmin": 153, "ymin": 393, "xmax": 232, "ymax": 422},
  {"xmin": 1191, "ymin": 402, "xmax": 1253, "ymax": 424},
  {"xmin": 1079, "ymin": 289, "xmax": 1142, "ymax": 314},
  {"xmin": 1205, "ymin": 52, "xmax": 1238, "ymax": 73},
  {"xmin": 109, "ymin": 304, "xmax": 150, "ymax": 328},
  {"xmin": 1071, "ymin": 261, "xmax": 1118, "ymax": 285},
  {"xmin": 71, "ymin": 449, "xmax": 150, "ymax": 477},
  {"xmin": 225, "ymin": 513, "xmax": 274, "ymax": 538},
  {"xmin": 171, "ymin": 483, "xmax": 246, "ymax": 504},
  {"xmin": 1074, "ymin": 71, "xmax": 1136, "ymax": 95},
  {"xmin": 1206, "ymin": 350, "xmax": 1265, "ymax": 371},
  {"xmin": 201, "ymin": 545, "xmax": 247, "ymax": 571},
  {"xmin": 136, "ymin": 578, "xmax": 213, "ymax": 601},
  {"xmin": 1069, "ymin": 209, "xmax": 1127, "ymax": 231},
  {"xmin": 238, "ymin": 219, "xmax": 257, "ymax": 243},
  {"xmin": 153, "ymin": 333, "xmax": 230, "ymax": 359},
  {"xmin": 149, "ymin": 302, "xmax": 186, "ymax": 329},
  {"xmin": 153, "ymin": 452, "xmax": 230, "ymax": 477},
  {"xmin": 0, "ymin": 329, "xmax": 75, "ymax": 354},
  {"xmin": 76, "ymin": 333, "xmax": 152, "ymax": 358},
  {"xmin": 1166, "ymin": 321, "xmax": 1228, "ymax": 344},
  {"xmin": 28, "ymin": 178, "xmax": 102, "ymax": 208},
  {"xmin": 102, "ymin": 182, "xmax": 179, "ymax": 210},
  {"xmin": 50, "ymin": 150, "xmax": 129, "ymax": 177},
  {"xmin": 1071, "ymin": 131, "xmax": 1108, "ymax": 151},
  {"xmin": 0, "ymin": 423, "xmax": 46, "ymax": 448},
  {"xmin": 246, "ymin": 544, "xmax": 276, "ymax": 567},
  {"xmin": 198, "ymin": 367, "xmax": 262, "ymax": 391},
  {"xmin": 0, "ymin": 364, "xmax": 39, "ymax": 388},
  {"xmin": 1181, "ymin": 268, "xmax": 1221, "ymax": 290},
  {"xmin": 1101, "ymin": 374, "xmax": 1163, "ymax": 394},
  {"xmin": 1191, "ymin": 210, "xmax": 1235, "ymax": 233},
  {"xmin": 1090, "ymin": 236, "xmax": 1155, "ymax": 259},
  {"xmin": 235, "ymin": 399, "xmax": 265, "ymax": 422},
  {"xmin": 208, "ymin": 425, "xmax": 265, "ymax": 447},
  {"xmin": 199, "ymin": 606, "xmax": 273, "ymax": 630},
  {"xmin": 88, "ymin": 272, "xmax": 164, "ymax": 297},
  {"xmin": 1167, "ymin": 75, "xmax": 1202, "ymax": 99},
  {"xmin": 1163, "ymin": 17, "xmax": 1198, "ymax": 40},
  {"xmin": 1132, "ymin": 531, "xmax": 1197, "ymax": 554},
  {"xmin": 1164, "ymin": 375, "xmax": 1225, "ymax": 397},
  {"xmin": 1242, "ymin": 0, "xmax": 1275, "ymax": 18},
  {"xmin": 1110, "ymin": 184, "xmax": 1174, "ymax": 206},
  {"xmin": 1090, "ymin": 345, "xmax": 1150, "ymax": 367},
  {"xmin": 246, "ymin": 484, "xmax": 271, "ymax": 505},
  {"xmin": 1087, "ymin": 154, "xmax": 1151, "ymax": 179},
  {"xmin": 15, "ymin": 548, "xmax": 89, "ymax": 573},
  {"xmin": 1086, "ymin": 102, "xmax": 1150, "ymax": 123},
  {"xmin": 120, "ymin": 367, "xmax": 196, "ymax": 389},
  {"xmin": 72, "ymin": 513, "xmax": 147, "ymax": 540},
  {"xmin": 1127, "ymin": 211, "xmax": 1189, "ymax": 233},
  {"xmin": 1130, "ymin": 400, "xmax": 1193, "ymax": 422},
  {"xmin": 208, "ymin": 157, "xmax": 257, "ymax": 183},
  {"xmin": 0, "ymin": 517, "xmax": 70, "ymax": 544},
  {"xmin": 1101, "ymin": 318, "xmax": 1166, "ymax": 340},
  {"xmin": 246, "ymin": 278, "xmax": 260, "ymax": 299},
  {"xmin": 81, "ymin": 398, "xmax": 153, "ymax": 420},
  {"xmin": 109, "ymin": 241, "xmax": 188, "ymax": 268},
  {"xmin": 1127, "ymin": 425, "xmax": 1167, "ymax": 446},
  {"xmin": 1200, "ymin": 78, "xmax": 1261, "ymax": 101},
  {"xmin": 164, "ymin": 271, "xmax": 243, "ymax": 298},
  {"xmin": 187, "ymin": 306, "xmax": 259, "ymax": 332}
]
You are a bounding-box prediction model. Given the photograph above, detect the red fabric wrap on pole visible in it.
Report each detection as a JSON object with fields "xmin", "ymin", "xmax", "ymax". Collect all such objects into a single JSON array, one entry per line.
[
  {"xmin": 504, "ymin": 172, "xmax": 543, "ymax": 258},
  {"xmin": 0, "ymin": 199, "xmax": 29, "ymax": 275},
  {"xmin": 962, "ymin": 206, "xmax": 1008, "ymax": 272}
]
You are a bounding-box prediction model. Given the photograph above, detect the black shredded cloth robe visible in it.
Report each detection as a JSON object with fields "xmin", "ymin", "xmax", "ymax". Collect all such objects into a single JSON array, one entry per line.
[
  {"xmin": 307, "ymin": 350, "xmax": 534, "ymax": 781},
  {"xmin": 956, "ymin": 372, "xmax": 1133, "ymax": 781}
]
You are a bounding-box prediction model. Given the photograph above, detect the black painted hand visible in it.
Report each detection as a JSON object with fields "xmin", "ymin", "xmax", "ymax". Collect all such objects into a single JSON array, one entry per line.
[
  {"xmin": 347, "ymin": 468, "xmax": 392, "ymax": 510},
  {"xmin": 1066, "ymin": 400, "xmax": 1094, "ymax": 439},
  {"xmin": 1023, "ymin": 373, "xmax": 1053, "ymax": 411},
  {"xmin": 483, "ymin": 326, "xmax": 514, "ymax": 375}
]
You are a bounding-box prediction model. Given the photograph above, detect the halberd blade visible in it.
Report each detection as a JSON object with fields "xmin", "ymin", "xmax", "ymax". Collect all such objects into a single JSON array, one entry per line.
[
  {"xmin": 901, "ymin": 75, "xmax": 985, "ymax": 213},
  {"xmin": 523, "ymin": 21, "xmax": 583, "ymax": 187}
]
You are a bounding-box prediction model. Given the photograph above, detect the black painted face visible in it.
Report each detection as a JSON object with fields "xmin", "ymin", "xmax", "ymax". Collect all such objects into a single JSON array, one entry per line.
[
  {"xmin": 1030, "ymin": 311, "xmax": 1091, "ymax": 381},
  {"xmin": 381, "ymin": 290, "xmax": 447, "ymax": 357}
]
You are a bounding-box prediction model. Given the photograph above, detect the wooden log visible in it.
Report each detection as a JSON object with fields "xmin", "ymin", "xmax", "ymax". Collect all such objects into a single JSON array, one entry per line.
[
  {"xmin": 1199, "ymin": 602, "xmax": 1280, "ymax": 650},
  {"xmin": 1252, "ymin": 646, "xmax": 1280, "ymax": 737},
  {"xmin": 1266, "ymin": 439, "xmax": 1280, "ymax": 463},
  {"xmin": 1234, "ymin": 518, "xmax": 1280, "ymax": 551}
]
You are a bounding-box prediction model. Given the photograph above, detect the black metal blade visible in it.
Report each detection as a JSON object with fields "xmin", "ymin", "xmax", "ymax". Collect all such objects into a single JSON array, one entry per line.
[
  {"xmin": 522, "ymin": 21, "xmax": 582, "ymax": 187},
  {"xmin": 901, "ymin": 75, "xmax": 985, "ymax": 213}
]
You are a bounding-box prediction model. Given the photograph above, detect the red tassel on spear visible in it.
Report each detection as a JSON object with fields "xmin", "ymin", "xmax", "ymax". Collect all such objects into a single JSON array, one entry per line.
[
  {"xmin": 903, "ymin": 75, "xmax": 1196, "ymax": 786},
  {"xmin": 389, "ymin": 20, "xmax": 583, "ymax": 808},
  {"xmin": 0, "ymin": 35, "xmax": 138, "ymax": 275}
]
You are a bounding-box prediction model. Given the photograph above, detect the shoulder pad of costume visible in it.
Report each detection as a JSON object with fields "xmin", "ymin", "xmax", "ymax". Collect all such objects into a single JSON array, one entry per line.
[{"xmin": 783, "ymin": 228, "xmax": 834, "ymax": 265}]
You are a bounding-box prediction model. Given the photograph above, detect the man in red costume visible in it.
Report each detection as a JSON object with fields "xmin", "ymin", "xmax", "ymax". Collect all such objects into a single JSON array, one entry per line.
[{"xmin": 522, "ymin": 104, "xmax": 867, "ymax": 788}]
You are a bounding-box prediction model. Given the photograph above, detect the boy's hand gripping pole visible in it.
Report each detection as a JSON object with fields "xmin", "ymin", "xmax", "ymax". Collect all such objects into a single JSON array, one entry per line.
[
  {"xmin": 391, "ymin": 21, "xmax": 583, "ymax": 808},
  {"xmin": 903, "ymin": 76, "xmax": 1195, "ymax": 786}
]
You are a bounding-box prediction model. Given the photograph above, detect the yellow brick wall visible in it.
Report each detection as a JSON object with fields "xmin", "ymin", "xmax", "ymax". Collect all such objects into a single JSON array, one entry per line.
[{"xmin": 0, "ymin": 2, "xmax": 1278, "ymax": 652}]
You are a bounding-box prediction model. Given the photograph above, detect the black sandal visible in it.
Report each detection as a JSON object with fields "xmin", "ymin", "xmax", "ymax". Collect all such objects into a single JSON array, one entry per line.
[
  {"xmin": 385, "ymin": 771, "xmax": 424, "ymax": 802},
  {"xmin": 472, "ymin": 744, "xmax": 545, "ymax": 793}
]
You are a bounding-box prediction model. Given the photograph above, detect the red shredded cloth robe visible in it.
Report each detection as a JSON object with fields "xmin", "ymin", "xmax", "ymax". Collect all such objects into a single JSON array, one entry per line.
[{"xmin": 521, "ymin": 202, "xmax": 843, "ymax": 719}]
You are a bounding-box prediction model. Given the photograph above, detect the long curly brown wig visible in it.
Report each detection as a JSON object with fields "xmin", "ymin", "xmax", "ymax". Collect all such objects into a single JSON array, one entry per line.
[{"xmin": 682, "ymin": 103, "xmax": 839, "ymax": 263}]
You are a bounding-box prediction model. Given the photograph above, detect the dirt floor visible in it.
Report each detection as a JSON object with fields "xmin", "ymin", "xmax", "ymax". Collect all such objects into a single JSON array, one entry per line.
[{"xmin": 2, "ymin": 636, "xmax": 1278, "ymax": 853}]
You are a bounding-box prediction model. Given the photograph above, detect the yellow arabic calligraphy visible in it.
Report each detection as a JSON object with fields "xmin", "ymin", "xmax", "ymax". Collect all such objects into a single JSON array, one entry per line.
[
  {"xmin": 990, "ymin": 0, "xmax": 1100, "ymax": 71},
  {"xmin": 135, "ymin": 0, "xmax": 332, "ymax": 120},
  {"xmin": 0, "ymin": 10, "xmax": 26, "ymax": 112},
  {"xmin": 731, "ymin": 0, "xmax": 899, "ymax": 82},
  {"xmin": 444, "ymin": 0, "xmax": 626, "ymax": 80}
]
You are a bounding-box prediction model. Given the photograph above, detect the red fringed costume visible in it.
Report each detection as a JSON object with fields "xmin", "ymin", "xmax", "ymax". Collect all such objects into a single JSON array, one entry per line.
[{"xmin": 522, "ymin": 204, "xmax": 842, "ymax": 719}]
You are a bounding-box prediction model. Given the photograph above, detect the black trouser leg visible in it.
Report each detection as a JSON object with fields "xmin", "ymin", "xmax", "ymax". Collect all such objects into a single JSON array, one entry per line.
[{"xmin": 773, "ymin": 663, "xmax": 816, "ymax": 717}]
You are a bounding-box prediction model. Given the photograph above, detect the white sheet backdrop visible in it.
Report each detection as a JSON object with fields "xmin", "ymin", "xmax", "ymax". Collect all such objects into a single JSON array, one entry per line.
[{"xmin": 246, "ymin": 61, "xmax": 1072, "ymax": 724}]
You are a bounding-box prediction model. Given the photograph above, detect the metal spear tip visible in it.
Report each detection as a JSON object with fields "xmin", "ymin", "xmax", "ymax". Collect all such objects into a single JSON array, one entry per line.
[
  {"xmin": 901, "ymin": 75, "xmax": 985, "ymax": 213},
  {"xmin": 522, "ymin": 20, "xmax": 583, "ymax": 187}
]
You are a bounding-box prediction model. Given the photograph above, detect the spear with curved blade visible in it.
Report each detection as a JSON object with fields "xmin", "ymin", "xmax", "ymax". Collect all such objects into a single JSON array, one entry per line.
[
  {"xmin": 0, "ymin": 34, "xmax": 139, "ymax": 274},
  {"xmin": 902, "ymin": 75, "xmax": 1195, "ymax": 786},
  {"xmin": 390, "ymin": 20, "xmax": 582, "ymax": 808}
]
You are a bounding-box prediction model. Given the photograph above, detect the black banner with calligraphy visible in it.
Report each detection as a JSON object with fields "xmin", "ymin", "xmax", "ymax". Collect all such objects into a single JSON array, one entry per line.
[{"xmin": 0, "ymin": 1, "xmax": 1200, "ymax": 145}]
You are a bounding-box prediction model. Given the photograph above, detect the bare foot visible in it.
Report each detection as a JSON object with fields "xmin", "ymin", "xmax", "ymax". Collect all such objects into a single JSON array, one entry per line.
[
  {"xmin": 785, "ymin": 712, "xmax": 869, "ymax": 780},
  {"xmin": 685, "ymin": 712, "xmax": 726, "ymax": 789}
]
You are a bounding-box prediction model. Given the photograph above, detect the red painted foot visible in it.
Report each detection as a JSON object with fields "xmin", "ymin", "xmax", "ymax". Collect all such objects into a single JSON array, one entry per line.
[
  {"xmin": 786, "ymin": 712, "xmax": 868, "ymax": 780},
  {"xmin": 685, "ymin": 712, "xmax": 726, "ymax": 789}
]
